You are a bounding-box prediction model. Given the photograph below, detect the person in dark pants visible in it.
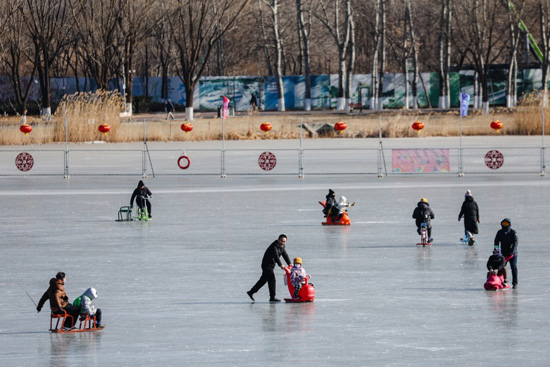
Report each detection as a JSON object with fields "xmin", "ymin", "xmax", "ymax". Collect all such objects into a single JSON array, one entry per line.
[
  {"xmin": 323, "ymin": 189, "xmax": 336, "ymax": 218},
  {"xmin": 494, "ymin": 218, "xmax": 518, "ymax": 288},
  {"xmin": 412, "ymin": 198, "xmax": 435, "ymax": 242},
  {"xmin": 130, "ymin": 180, "xmax": 152, "ymax": 218},
  {"xmin": 36, "ymin": 272, "xmax": 81, "ymax": 329},
  {"xmin": 247, "ymin": 234, "xmax": 291, "ymax": 302},
  {"xmin": 458, "ymin": 189, "xmax": 480, "ymax": 245}
]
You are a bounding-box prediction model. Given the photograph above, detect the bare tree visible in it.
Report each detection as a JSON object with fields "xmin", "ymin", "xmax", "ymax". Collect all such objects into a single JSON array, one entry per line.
[
  {"xmin": 539, "ymin": 0, "xmax": 550, "ymax": 107},
  {"xmin": 453, "ymin": 0, "xmax": 508, "ymax": 115},
  {"xmin": 401, "ymin": 0, "xmax": 419, "ymax": 110},
  {"xmin": 314, "ymin": 0, "xmax": 353, "ymax": 110},
  {"xmin": 165, "ymin": 0, "xmax": 251, "ymax": 120},
  {"xmin": 67, "ymin": 0, "xmax": 125, "ymax": 91},
  {"xmin": 296, "ymin": 0, "xmax": 313, "ymax": 110},
  {"xmin": 21, "ymin": 0, "xmax": 70, "ymax": 120},
  {"xmin": 1, "ymin": 0, "xmax": 36, "ymax": 114},
  {"xmin": 259, "ymin": 0, "xmax": 286, "ymax": 111},
  {"xmin": 438, "ymin": 0, "xmax": 452, "ymax": 108}
]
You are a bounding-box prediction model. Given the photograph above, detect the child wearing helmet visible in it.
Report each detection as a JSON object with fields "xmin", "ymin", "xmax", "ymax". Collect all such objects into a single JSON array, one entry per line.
[
  {"xmin": 290, "ymin": 257, "xmax": 310, "ymax": 300},
  {"xmin": 412, "ymin": 198, "xmax": 435, "ymax": 242},
  {"xmin": 73, "ymin": 287, "xmax": 104, "ymax": 328},
  {"xmin": 332, "ymin": 196, "xmax": 355, "ymax": 223}
]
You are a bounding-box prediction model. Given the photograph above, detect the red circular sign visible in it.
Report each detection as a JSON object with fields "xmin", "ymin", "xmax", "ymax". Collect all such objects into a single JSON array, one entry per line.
[
  {"xmin": 485, "ymin": 150, "xmax": 504, "ymax": 170},
  {"xmin": 15, "ymin": 152, "xmax": 34, "ymax": 171},
  {"xmin": 258, "ymin": 151, "xmax": 277, "ymax": 171}
]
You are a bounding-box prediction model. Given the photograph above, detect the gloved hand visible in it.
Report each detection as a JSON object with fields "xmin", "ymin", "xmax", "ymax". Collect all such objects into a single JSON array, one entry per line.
[{"xmin": 36, "ymin": 306, "xmax": 41, "ymax": 313}]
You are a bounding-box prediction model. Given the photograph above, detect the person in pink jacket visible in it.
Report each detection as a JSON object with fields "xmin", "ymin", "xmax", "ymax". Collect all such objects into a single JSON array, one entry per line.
[{"xmin": 290, "ymin": 257, "xmax": 309, "ymax": 300}]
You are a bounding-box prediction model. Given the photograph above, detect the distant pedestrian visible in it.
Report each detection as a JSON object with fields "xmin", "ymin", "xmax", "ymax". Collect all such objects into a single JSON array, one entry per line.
[
  {"xmin": 458, "ymin": 189, "xmax": 480, "ymax": 245},
  {"xmin": 250, "ymin": 94, "xmax": 258, "ymax": 111},
  {"xmin": 165, "ymin": 99, "xmax": 175, "ymax": 120},
  {"xmin": 494, "ymin": 218, "xmax": 518, "ymax": 288},
  {"xmin": 247, "ymin": 234, "xmax": 291, "ymax": 302}
]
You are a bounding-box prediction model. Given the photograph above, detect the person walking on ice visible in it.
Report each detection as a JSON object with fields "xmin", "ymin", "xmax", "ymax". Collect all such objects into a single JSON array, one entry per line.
[
  {"xmin": 247, "ymin": 234, "xmax": 291, "ymax": 302},
  {"xmin": 494, "ymin": 218, "xmax": 518, "ymax": 289},
  {"xmin": 458, "ymin": 189, "xmax": 480, "ymax": 245}
]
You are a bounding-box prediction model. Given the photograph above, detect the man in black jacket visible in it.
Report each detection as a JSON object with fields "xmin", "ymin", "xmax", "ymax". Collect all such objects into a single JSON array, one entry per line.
[
  {"xmin": 494, "ymin": 218, "xmax": 518, "ymax": 288},
  {"xmin": 412, "ymin": 198, "xmax": 435, "ymax": 242},
  {"xmin": 247, "ymin": 234, "xmax": 291, "ymax": 302}
]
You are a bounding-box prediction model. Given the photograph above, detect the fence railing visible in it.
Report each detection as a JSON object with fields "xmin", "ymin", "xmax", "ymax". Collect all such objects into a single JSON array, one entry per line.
[{"xmin": 0, "ymin": 146, "xmax": 547, "ymax": 177}]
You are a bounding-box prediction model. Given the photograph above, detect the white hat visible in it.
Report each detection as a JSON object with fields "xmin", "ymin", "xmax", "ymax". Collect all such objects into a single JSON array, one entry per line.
[{"xmin": 465, "ymin": 190, "xmax": 472, "ymax": 197}]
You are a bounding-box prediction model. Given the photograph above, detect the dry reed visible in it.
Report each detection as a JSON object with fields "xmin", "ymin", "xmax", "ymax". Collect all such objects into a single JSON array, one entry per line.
[{"xmin": 2, "ymin": 97, "xmax": 550, "ymax": 145}]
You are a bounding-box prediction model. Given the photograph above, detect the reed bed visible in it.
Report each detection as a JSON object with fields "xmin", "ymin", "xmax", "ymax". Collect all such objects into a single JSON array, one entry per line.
[{"xmin": 1, "ymin": 97, "xmax": 549, "ymax": 145}]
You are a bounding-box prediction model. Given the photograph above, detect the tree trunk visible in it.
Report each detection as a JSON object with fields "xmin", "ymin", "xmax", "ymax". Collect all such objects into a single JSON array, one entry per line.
[
  {"xmin": 377, "ymin": 0, "xmax": 386, "ymax": 110},
  {"xmin": 296, "ymin": 0, "xmax": 311, "ymax": 110}
]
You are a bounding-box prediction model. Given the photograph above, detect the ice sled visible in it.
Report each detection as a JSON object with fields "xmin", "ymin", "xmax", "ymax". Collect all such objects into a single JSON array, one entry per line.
[
  {"xmin": 283, "ymin": 266, "xmax": 315, "ymax": 303},
  {"xmin": 319, "ymin": 201, "xmax": 351, "ymax": 226},
  {"xmin": 484, "ymin": 272, "xmax": 510, "ymax": 291},
  {"xmin": 50, "ymin": 308, "xmax": 104, "ymax": 333}
]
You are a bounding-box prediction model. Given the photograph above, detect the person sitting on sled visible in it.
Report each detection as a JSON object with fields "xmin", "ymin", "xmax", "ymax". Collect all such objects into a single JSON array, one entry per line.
[
  {"xmin": 290, "ymin": 257, "xmax": 310, "ymax": 300},
  {"xmin": 484, "ymin": 248, "xmax": 508, "ymax": 290},
  {"xmin": 130, "ymin": 180, "xmax": 152, "ymax": 219},
  {"xmin": 73, "ymin": 287, "xmax": 104, "ymax": 328},
  {"xmin": 332, "ymin": 196, "xmax": 355, "ymax": 222},
  {"xmin": 412, "ymin": 198, "xmax": 435, "ymax": 242},
  {"xmin": 487, "ymin": 247, "xmax": 505, "ymax": 277},
  {"xmin": 323, "ymin": 189, "xmax": 337, "ymax": 218}
]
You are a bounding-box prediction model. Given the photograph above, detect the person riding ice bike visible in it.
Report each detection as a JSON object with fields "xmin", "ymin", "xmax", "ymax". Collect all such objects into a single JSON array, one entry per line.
[
  {"xmin": 413, "ymin": 198, "xmax": 435, "ymax": 243},
  {"xmin": 130, "ymin": 180, "xmax": 152, "ymax": 219}
]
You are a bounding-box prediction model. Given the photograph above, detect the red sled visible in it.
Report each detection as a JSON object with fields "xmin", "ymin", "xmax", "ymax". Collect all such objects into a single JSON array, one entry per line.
[
  {"xmin": 319, "ymin": 201, "xmax": 351, "ymax": 226},
  {"xmin": 484, "ymin": 272, "xmax": 510, "ymax": 291},
  {"xmin": 283, "ymin": 266, "xmax": 315, "ymax": 303},
  {"xmin": 416, "ymin": 242, "xmax": 432, "ymax": 246}
]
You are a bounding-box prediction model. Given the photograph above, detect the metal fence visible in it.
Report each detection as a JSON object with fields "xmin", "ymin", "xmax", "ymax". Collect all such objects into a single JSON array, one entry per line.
[{"xmin": 0, "ymin": 145, "xmax": 547, "ymax": 177}]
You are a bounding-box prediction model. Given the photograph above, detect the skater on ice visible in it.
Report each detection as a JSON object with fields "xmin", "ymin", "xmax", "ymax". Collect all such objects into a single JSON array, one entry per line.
[
  {"xmin": 412, "ymin": 198, "xmax": 435, "ymax": 243},
  {"xmin": 289, "ymin": 257, "xmax": 310, "ymax": 300},
  {"xmin": 73, "ymin": 287, "xmax": 104, "ymax": 328},
  {"xmin": 36, "ymin": 272, "xmax": 80, "ymax": 329},
  {"xmin": 247, "ymin": 234, "xmax": 291, "ymax": 302},
  {"xmin": 130, "ymin": 180, "xmax": 153, "ymax": 219},
  {"xmin": 494, "ymin": 218, "xmax": 518, "ymax": 289},
  {"xmin": 458, "ymin": 189, "xmax": 480, "ymax": 245}
]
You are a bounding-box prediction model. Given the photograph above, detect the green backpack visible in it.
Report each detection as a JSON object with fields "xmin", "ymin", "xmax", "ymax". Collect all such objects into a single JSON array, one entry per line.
[{"xmin": 73, "ymin": 296, "xmax": 82, "ymax": 311}]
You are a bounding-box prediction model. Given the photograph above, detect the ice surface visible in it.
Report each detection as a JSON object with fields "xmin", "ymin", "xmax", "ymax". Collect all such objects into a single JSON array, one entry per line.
[{"xmin": 1, "ymin": 171, "xmax": 550, "ymax": 366}]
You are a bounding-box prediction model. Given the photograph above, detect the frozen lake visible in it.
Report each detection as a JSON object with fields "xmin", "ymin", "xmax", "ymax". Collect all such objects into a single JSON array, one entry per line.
[{"xmin": 1, "ymin": 171, "xmax": 550, "ymax": 365}]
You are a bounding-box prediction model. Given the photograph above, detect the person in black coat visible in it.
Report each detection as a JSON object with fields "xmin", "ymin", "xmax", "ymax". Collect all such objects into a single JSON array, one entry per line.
[
  {"xmin": 412, "ymin": 198, "xmax": 435, "ymax": 242},
  {"xmin": 130, "ymin": 180, "xmax": 152, "ymax": 218},
  {"xmin": 494, "ymin": 218, "xmax": 518, "ymax": 288},
  {"xmin": 323, "ymin": 189, "xmax": 336, "ymax": 218},
  {"xmin": 487, "ymin": 248, "xmax": 505, "ymax": 276},
  {"xmin": 458, "ymin": 190, "xmax": 480, "ymax": 245},
  {"xmin": 247, "ymin": 234, "xmax": 291, "ymax": 302}
]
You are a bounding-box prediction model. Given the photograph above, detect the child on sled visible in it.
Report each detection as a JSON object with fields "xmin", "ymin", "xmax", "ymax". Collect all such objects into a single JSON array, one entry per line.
[
  {"xmin": 484, "ymin": 248, "xmax": 508, "ymax": 290},
  {"xmin": 290, "ymin": 257, "xmax": 311, "ymax": 300},
  {"xmin": 74, "ymin": 287, "xmax": 104, "ymax": 328}
]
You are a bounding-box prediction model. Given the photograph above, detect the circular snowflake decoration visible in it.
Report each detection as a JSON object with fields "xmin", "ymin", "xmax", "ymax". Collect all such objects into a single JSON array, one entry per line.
[
  {"xmin": 258, "ymin": 151, "xmax": 277, "ymax": 171},
  {"xmin": 484, "ymin": 150, "xmax": 504, "ymax": 170},
  {"xmin": 15, "ymin": 152, "xmax": 34, "ymax": 172}
]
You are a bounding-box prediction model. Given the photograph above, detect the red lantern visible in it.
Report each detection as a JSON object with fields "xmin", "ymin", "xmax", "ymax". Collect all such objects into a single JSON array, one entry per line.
[
  {"xmin": 98, "ymin": 124, "xmax": 111, "ymax": 135},
  {"xmin": 260, "ymin": 122, "xmax": 272, "ymax": 134},
  {"xmin": 334, "ymin": 121, "xmax": 347, "ymax": 134},
  {"xmin": 20, "ymin": 124, "xmax": 32, "ymax": 136},
  {"xmin": 412, "ymin": 121, "xmax": 424, "ymax": 133},
  {"xmin": 181, "ymin": 123, "xmax": 193, "ymax": 134},
  {"xmin": 490, "ymin": 120, "xmax": 503, "ymax": 133}
]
